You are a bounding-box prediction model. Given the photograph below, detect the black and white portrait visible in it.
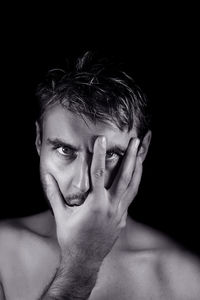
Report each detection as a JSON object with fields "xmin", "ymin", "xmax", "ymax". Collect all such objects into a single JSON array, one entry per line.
[{"xmin": 0, "ymin": 6, "xmax": 199, "ymax": 299}]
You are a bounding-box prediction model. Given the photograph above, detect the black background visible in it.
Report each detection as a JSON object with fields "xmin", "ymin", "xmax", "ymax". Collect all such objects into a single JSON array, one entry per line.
[{"xmin": 0, "ymin": 4, "xmax": 199, "ymax": 255}]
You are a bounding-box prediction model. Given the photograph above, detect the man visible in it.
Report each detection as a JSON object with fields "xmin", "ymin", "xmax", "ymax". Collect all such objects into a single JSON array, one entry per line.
[{"xmin": 0, "ymin": 51, "xmax": 199, "ymax": 299}]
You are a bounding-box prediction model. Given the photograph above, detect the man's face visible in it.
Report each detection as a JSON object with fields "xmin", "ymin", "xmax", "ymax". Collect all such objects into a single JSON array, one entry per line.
[{"xmin": 36, "ymin": 105, "xmax": 137, "ymax": 207}]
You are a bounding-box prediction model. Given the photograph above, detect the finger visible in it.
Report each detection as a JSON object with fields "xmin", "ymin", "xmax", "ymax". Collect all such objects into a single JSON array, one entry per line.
[
  {"xmin": 110, "ymin": 137, "xmax": 140, "ymax": 199},
  {"xmin": 90, "ymin": 136, "xmax": 106, "ymax": 195},
  {"xmin": 119, "ymin": 210, "xmax": 128, "ymax": 229},
  {"xmin": 119, "ymin": 157, "xmax": 143, "ymax": 215},
  {"xmin": 43, "ymin": 173, "xmax": 65, "ymax": 219}
]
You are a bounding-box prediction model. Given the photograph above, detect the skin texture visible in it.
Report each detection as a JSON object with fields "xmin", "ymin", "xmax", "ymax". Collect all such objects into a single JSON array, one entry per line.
[
  {"xmin": 36, "ymin": 105, "xmax": 146, "ymax": 298},
  {"xmin": 36, "ymin": 105, "xmax": 148, "ymax": 199},
  {"xmin": 0, "ymin": 105, "xmax": 200, "ymax": 299},
  {"xmin": 36, "ymin": 105, "xmax": 150, "ymax": 252}
]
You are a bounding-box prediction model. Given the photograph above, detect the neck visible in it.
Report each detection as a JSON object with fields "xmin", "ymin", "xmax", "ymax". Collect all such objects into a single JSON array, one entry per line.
[{"xmin": 41, "ymin": 209, "xmax": 142, "ymax": 251}]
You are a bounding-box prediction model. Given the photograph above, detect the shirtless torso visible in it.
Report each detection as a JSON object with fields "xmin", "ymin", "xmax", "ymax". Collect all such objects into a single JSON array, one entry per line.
[{"xmin": 0, "ymin": 211, "xmax": 199, "ymax": 300}]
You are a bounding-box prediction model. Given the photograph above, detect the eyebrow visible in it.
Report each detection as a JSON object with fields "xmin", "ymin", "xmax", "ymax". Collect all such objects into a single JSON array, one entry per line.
[
  {"xmin": 46, "ymin": 138, "xmax": 127, "ymax": 153},
  {"xmin": 46, "ymin": 138, "xmax": 79, "ymax": 151}
]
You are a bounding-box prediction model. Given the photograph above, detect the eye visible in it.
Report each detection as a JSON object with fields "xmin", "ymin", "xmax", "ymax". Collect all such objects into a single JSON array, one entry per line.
[
  {"xmin": 106, "ymin": 151, "xmax": 122, "ymax": 161},
  {"xmin": 57, "ymin": 146, "xmax": 76, "ymax": 157}
]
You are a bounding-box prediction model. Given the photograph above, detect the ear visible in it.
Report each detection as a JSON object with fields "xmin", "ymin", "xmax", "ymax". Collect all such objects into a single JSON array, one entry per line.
[
  {"xmin": 138, "ymin": 130, "xmax": 152, "ymax": 163},
  {"xmin": 35, "ymin": 121, "xmax": 42, "ymax": 156}
]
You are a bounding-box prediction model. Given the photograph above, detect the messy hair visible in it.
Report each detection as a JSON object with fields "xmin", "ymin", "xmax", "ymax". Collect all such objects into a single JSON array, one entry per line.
[{"xmin": 36, "ymin": 51, "xmax": 152, "ymax": 139}]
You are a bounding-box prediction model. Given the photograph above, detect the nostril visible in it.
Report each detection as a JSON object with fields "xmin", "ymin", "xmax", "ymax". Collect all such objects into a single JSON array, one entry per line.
[
  {"xmin": 73, "ymin": 173, "xmax": 90, "ymax": 193},
  {"xmin": 72, "ymin": 158, "xmax": 90, "ymax": 192}
]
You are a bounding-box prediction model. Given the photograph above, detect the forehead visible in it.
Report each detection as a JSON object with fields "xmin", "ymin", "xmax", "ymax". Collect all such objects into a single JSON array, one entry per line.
[{"xmin": 42, "ymin": 105, "xmax": 137, "ymax": 150}]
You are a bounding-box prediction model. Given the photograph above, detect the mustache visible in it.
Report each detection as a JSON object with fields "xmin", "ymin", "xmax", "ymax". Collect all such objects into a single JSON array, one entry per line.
[{"xmin": 64, "ymin": 191, "xmax": 89, "ymax": 203}]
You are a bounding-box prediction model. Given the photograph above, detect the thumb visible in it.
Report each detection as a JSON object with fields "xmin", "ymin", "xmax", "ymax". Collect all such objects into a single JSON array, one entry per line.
[{"xmin": 43, "ymin": 173, "xmax": 65, "ymax": 220}]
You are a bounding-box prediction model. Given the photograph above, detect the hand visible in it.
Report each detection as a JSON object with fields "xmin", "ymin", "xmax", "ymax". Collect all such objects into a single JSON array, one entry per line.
[{"xmin": 42, "ymin": 137, "xmax": 142, "ymax": 263}]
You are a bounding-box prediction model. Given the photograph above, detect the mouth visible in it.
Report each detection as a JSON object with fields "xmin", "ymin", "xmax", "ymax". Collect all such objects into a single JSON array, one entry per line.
[{"xmin": 64, "ymin": 198, "xmax": 86, "ymax": 207}]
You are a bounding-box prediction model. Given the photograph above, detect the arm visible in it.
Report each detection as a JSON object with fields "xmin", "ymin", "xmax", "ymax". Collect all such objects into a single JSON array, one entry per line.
[
  {"xmin": 40, "ymin": 256, "xmax": 101, "ymax": 299},
  {"xmin": 39, "ymin": 136, "xmax": 142, "ymax": 299}
]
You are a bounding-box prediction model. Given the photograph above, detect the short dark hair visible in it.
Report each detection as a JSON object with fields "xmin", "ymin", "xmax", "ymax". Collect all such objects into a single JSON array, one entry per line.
[{"xmin": 36, "ymin": 51, "xmax": 152, "ymax": 139}]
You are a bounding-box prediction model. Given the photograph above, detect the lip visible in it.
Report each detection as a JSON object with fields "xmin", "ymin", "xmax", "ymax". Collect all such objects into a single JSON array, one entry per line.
[{"xmin": 64, "ymin": 198, "xmax": 85, "ymax": 207}]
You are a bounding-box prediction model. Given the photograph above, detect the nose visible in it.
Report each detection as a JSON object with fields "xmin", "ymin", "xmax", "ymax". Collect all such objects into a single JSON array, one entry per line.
[{"xmin": 72, "ymin": 157, "xmax": 90, "ymax": 193}]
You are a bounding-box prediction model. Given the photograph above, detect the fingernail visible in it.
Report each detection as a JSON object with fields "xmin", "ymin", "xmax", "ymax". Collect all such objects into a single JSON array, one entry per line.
[
  {"xmin": 100, "ymin": 136, "xmax": 106, "ymax": 148},
  {"xmin": 134, "ymin": 138, "xmax": 140, "ymax": 150}
]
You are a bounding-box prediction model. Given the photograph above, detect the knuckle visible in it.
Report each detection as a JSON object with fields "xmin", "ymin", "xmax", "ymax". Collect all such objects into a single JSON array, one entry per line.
[
  {"xmin": 93, "ymin": 168, "xmax": 105, "ymax": 179},
  {"xmin": 121, "ymin": 174, "xmax": 130, "ymax": 186},
  {"xmin": 106, "ymin": 206, "xmax": 115, "ymax": 218}
]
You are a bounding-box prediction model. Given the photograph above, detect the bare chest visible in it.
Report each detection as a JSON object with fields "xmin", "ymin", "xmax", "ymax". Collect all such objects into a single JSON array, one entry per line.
[
  {"xmin": 89, "ymin": 252, "xmax": 171, "ymax": 300},
  {"xmin": 2, "ymin": 245, "xmax": 171, "ymax": 300}
]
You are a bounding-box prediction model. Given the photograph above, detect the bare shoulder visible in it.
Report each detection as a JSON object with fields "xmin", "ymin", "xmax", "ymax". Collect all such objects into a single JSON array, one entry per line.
[
  {"xmin": 0, "ymin": 218, "xmax": 23, "ymax": 284},
  {"xmin": 0, "ymin": 212, "xmax": 45, "ymax": 245},
  {"xmin": 160, "ymin": 247, "xmax": 200, "ymax": 299},
  {"xmin": 0, "ymin": 218, "xmax": 23, "ymax": 254},
  {"xmin": 124, "ymin": 218, "xmax": 200, "ymax": 299},
  {"xmin": 0, "ymin": 210, "xmax": 55, "ymax": 241},
  {"xmin": 0, "ymin": 211, "xmax": 55, "ymax": 273},
  {"xmin": 0, "ymin": 216, "xmax": 34, "ymax": 260}
]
